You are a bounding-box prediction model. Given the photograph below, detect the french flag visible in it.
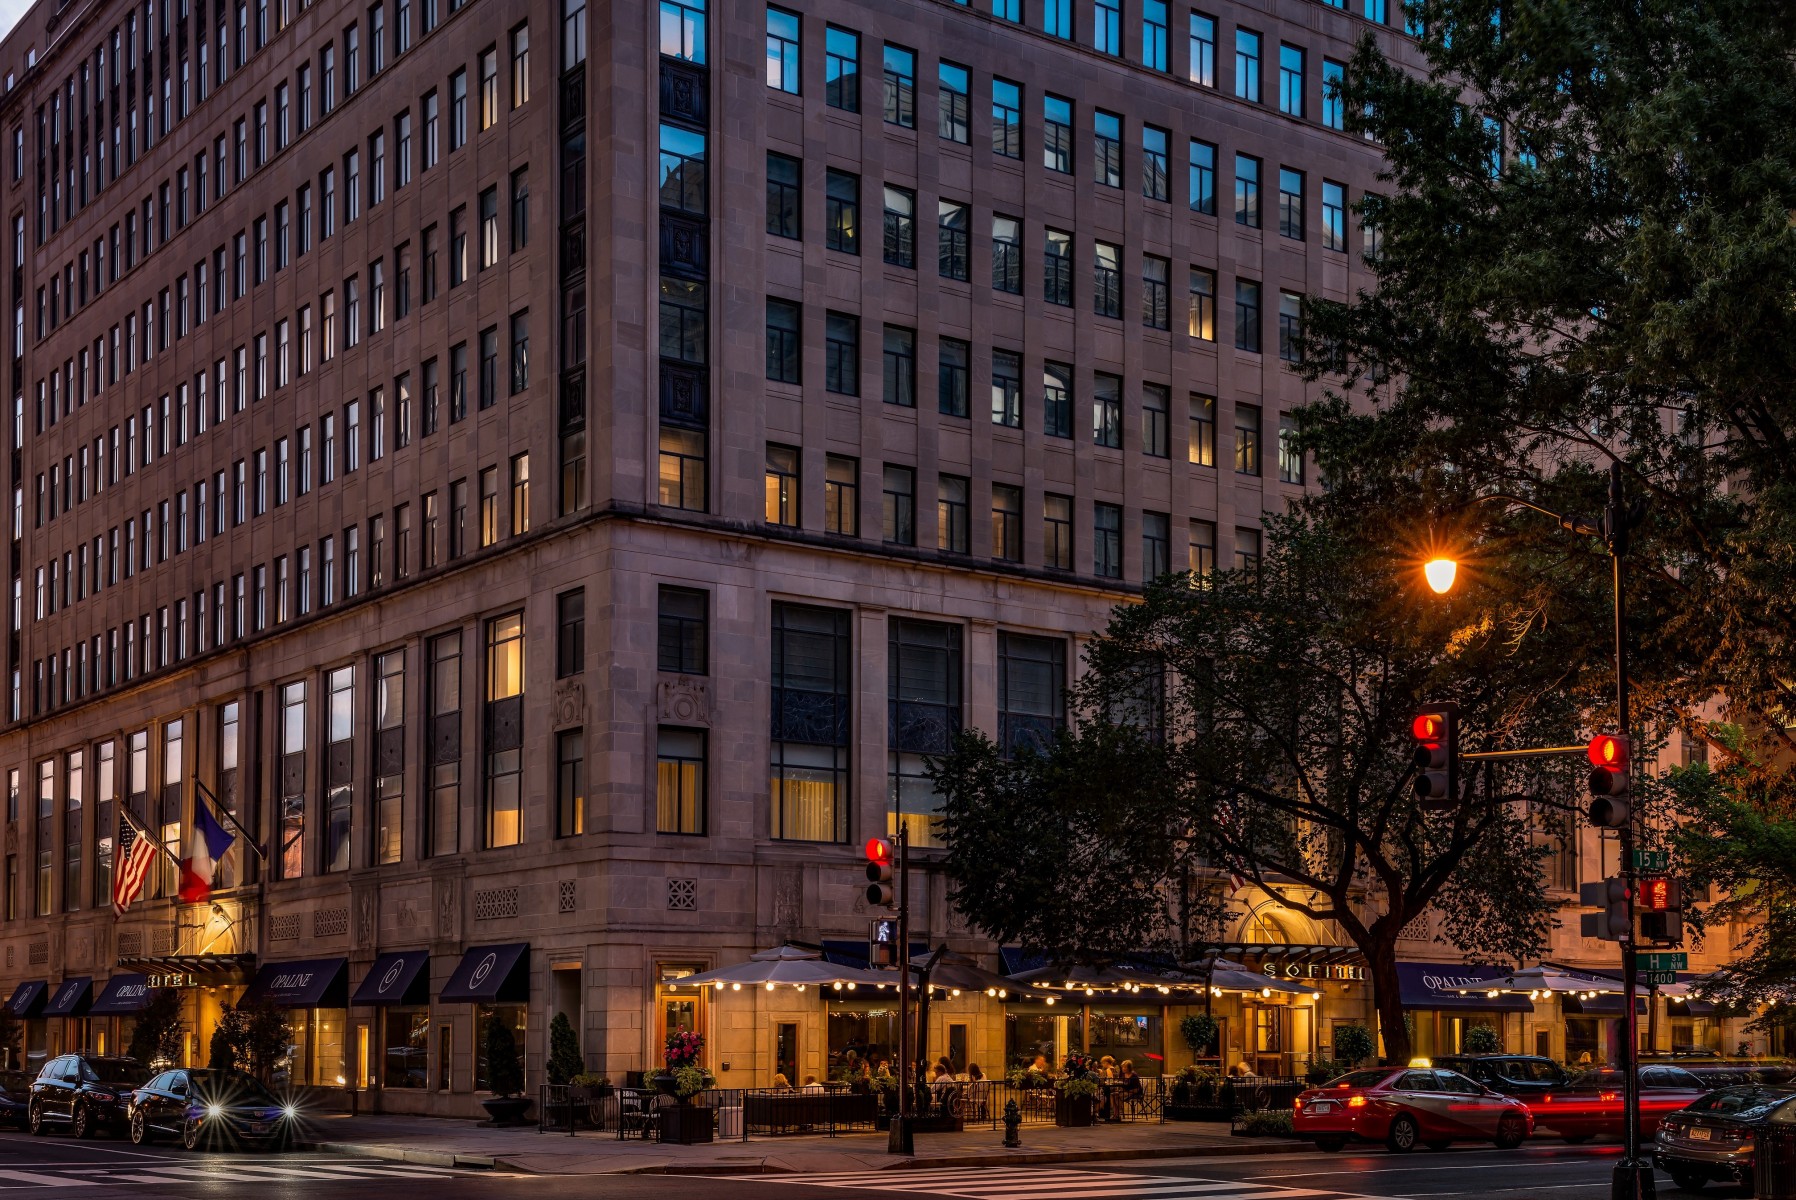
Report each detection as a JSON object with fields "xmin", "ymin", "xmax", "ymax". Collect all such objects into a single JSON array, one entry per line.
[{"xmin": 179, "ymin": 791, "xmax": 237, "ymax": 904}]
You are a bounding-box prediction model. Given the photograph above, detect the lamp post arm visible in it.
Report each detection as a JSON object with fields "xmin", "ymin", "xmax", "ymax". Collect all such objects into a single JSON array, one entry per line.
[{"xmin": 1449, "ymin": 492, "xmax": 1602, "ymax": 539}]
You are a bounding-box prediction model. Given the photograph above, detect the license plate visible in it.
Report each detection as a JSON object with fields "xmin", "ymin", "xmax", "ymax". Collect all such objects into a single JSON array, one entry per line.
[
  {"xmin": 1308, "ymin": 1101, "xmax": 1334, "ymax": 1113},
  {"xmin": 249, "ymin": 1122, "xmax": 270, "ymax": 1134},
  {"xmin": 1689, "ymin": 1127, "xmax": 1710, "ymax": 1141}
]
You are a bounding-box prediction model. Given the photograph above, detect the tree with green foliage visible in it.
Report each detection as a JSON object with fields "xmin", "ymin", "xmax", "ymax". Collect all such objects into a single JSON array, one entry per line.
[
  {"xmin": 932, "ymin": 515, "xmax": 1600, "ymax": 1063},
  {"xmin": 208, "ymin": 1002, "xmax": 292, "ymax": 1081},
  {"xmin": 1286, "ymin": 0, "xmax": 1796, "ymax": 1010},
  {"xmin": 483, "ymin": 1013, "xmax": 523, "ymax": 1097},
  {"xmin": 546, "ymin": 1012, "xmax": 583, "ymax": 1086},
  {"xmin": 126, "ymin": 989, "xmax": 184, "ymax": 1067}
]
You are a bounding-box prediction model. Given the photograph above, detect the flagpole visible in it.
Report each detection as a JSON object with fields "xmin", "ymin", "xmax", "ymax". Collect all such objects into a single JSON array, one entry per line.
[
  {"xmin": 193, "ymin": 777, "xmax": 267, "ymax": 862},
  {"xmin": 118, "ymin": 803, "xmax": 183, "ymax": 873}
]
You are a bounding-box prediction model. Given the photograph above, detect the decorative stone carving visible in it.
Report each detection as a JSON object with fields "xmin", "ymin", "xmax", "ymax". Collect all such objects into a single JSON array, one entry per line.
[
  {"xmin": 554, "ymin": 678, "xmax": 586, "ymax": 729},
  {"xmin": 774, "ymin": 867, "xmax": 803, "ymax": 932},
  {"xmin": 357, "ymin": 891, "xmax": 375, "ymax": 947},
  {"xmin": 657, "ymin": 677, "xmax": 711, "ymax": 727},
  {"xmin": 437, "ymin": 880, "xmax": 457, "ymax": 939}
]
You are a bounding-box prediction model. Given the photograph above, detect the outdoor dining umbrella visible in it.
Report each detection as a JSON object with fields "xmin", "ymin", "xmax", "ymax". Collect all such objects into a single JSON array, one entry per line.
[
  {"xmin": 906, "ymin": 950, "xmax": 1054, "ymax": 1002},
  {"xmin": 1200, "ymin": 958, "xmax": 1317, "ymax": 997},
  {"xmin": 1460, "ymin": 965, "xmax": 1624, "ymax": 999},
  {"xmin": 672, "ymin": 944, "xmax": 892, "ymax": 992},
  {"xmin": 1007, "ymin": 959, "xmax": 1200, "ymax": 995}
]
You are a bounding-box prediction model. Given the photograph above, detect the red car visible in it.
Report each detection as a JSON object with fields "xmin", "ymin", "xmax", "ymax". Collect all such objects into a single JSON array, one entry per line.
[
  {"xmin": 1294, "ymin": 1066, "xmax": 1533, "ymax": 1153},
  {"xmin": 1528, "ymin": 1066, "xmax": 1709, "ymax": 1143}
]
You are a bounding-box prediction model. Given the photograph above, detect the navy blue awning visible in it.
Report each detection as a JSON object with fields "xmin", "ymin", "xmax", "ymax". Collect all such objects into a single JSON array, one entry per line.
[
  {"xmin": 1396, "ymin": 962, "xmax": 1534, "ymax": 1012},
  {"xmin": 1000, "ymin": 947, "xmax": 1048, "ymax": 976},
  {"xmin": 1562, "ymin": 993, "xmax": 1647, "ymax": 1016},
  {"xmin": 42, "ymin": 977, "xmax": 92, "ymax": 1017},
  {"xmin": 439, "ymin": 944, "xmax": 529, "ymax": 1004},
  {"xmin": 822, "ymin": 939, "xmax": 928, "ymax": 970},
  {"xmin": 4, "ymin": 981, "xmax": 46, "ymax": 1018},
  {"xmin": 240, "ymin": 958, "xmax": 349, "ymax": 1008},
  {"xmin": 88, "ymin": 974, "xmax": 153, "ymax": 1016},
  {"xmin": 351, "ymin": 950, "xmax": 431, "ymax": 1006}
]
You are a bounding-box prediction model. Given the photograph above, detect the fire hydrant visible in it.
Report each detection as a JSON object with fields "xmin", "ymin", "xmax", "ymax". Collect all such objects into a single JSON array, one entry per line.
[{"xmin": 1002, "ymin": 1099, "xmax": 1021, "ymax": 1148}]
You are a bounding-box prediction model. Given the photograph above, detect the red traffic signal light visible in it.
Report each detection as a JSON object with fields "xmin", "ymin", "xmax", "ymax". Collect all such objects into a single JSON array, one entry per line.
[
  {"xmin": 1586, "ymin": 734, "xmax": 1632, "ymax": 828},
  {"xmin": 864, "ymin": 837, "xmax": 897, "ymax": 908},
  {"xmin": 1412, "ymin": 713, "xmax": 1443, "ymax": 742},
  {"xmin": 1638, "ymin": 876, "xmax": 1681, "ymax": 912},
  {"xmin": 1410, "ymin": 705, "xmax": 1458, "ymax": 810},
  {"xmin": 864, "ymin": 837, "xmax": 892, "ymax": 865},
  {"xmin": 1587, "ymin": 734, "xmax": 1629, "ymax": 771}
]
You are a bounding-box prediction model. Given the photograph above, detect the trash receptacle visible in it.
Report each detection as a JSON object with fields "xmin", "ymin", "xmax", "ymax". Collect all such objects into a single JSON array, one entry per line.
[{"xmin": 1755, "ymin": 1122, "xmax": 1796, "ymax": 1199}]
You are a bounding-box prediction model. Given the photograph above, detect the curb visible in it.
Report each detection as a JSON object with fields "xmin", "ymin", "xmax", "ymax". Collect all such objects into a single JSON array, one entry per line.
[
  {"xmin": 318, "ymin": 1140, "xmax": 499, "ymax": 1170},
  {"xmin": 615, "ymin": 1139, "xmax": 1308, "ymax": 1175}
]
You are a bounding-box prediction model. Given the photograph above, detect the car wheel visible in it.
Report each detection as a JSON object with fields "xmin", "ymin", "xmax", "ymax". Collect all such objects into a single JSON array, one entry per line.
[
  {"xmin": 129, "ymin": 1109, "xmax": 151, "ymax": 1145},
  {"xmin": 1386, "ymin": 1114, "xmax": 1419, "ymax": 1153},
  {"xmin": 181, "ymin": 1120, "xmax": 203, "ymax": 1152},
  {"xmin": 1313, "ymin": 1136, "xmax": 1346, "ymax": 1153},
  {"xmin": 1425, "ymin": 1139, "xmax": 1452, "ymax": 1151},
  {"xmin": 72, "ymin": 1104, "xmax": 93, "ymax": 1139},
  {"xmin": 27, "ymin": 1102, "xmax": 46, "ymax": 1137},
  {"xmin": 1495, "ymin": 1114, "xmax": 1527, "ymax": 1150}
]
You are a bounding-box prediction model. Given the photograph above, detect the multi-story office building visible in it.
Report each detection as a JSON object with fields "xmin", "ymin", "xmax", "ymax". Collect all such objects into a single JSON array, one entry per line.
[{"xmin": 0, "ymin": 0, "xmax": 1746, "ymax": 1113}]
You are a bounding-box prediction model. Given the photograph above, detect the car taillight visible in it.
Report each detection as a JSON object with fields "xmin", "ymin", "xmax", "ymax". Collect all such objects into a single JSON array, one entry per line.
[
  {"xmin": 1599, "ymin": 1091, "xmax": 1618, "ymax": 1102},
  {"xmin": 1347, "ymin": 1095, "xmax": 1367, "ymax": 1108}
]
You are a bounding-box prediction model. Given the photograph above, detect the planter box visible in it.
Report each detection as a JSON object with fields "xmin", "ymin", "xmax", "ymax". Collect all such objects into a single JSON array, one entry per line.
[
  {"xmin": 661, "ymin": 1103, "xmax": 715, "ymax": 1144},
  {"xmin": 1055, "ymin": 1093, "xmax": 1096, "ymax": 1128},
  {"xmin": 479, "ymin": 1096, "xmax": 533, "ymax": 1127}
]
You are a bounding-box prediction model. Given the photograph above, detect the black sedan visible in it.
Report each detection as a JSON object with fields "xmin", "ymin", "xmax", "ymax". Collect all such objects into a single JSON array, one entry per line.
[
  {"xmin": 1432, "ymin": 1054, "xmax": 1572, "ymax": 1099},
  {"xmin": 28, "ymin": 1054, "xmax": 150, "ymax": 1137},
  {"xmin": 1654, "ymin": 1084, "xmax": 1796, "ymax": 1191},
  {"xmin": 0, "ymin": 1070, "xmax": 32, "ymax": 1126},
  {"xmin": 129, "ymin": 1069, "xmax": 298, "ymax": 1151}
]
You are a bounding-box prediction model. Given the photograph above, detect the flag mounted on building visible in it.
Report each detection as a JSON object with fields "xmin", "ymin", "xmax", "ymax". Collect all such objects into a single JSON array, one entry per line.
[
  {"xmin": 178, "ymin": 787, "xmax": 237, "ymax": 904},
  {"xmin": 111, "ymin": 811, "xmax": 158, "ymax": 918}
]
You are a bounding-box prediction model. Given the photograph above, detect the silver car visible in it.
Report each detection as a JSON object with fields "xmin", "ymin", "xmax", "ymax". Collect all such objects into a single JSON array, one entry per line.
[{"xmin": 1653, "ymin": 1085, "xmax": 1796, "ymax": 1191}]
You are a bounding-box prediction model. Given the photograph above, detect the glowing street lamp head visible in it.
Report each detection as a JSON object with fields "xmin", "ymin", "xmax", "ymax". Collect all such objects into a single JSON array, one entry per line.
[{"xmin": 1423, "ymin": 558, "xmax": 1459, "ymax": 594}]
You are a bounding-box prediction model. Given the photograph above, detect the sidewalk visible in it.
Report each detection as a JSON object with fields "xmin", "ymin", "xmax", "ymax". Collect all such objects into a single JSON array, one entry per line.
[{"xmin": 302, "ymin": 1112, "xmax": 1306, "ymax": 1175}]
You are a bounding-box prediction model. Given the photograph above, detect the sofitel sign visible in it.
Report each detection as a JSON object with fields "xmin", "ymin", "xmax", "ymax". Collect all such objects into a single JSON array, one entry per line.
[{"xmin": 1262, "ymin": 961, "xmax": 1367, "ymax": 982}]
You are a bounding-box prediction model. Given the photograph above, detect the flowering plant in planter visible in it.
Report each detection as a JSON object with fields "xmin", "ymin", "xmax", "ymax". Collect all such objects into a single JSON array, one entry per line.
[
  {"xmin": 1058, "ymin": 1052, "xmax": 1102, "ymax": 1099},
  {"xmin": 664, "ymin": 1030, "xmax": 705, "ymax": 1071}
]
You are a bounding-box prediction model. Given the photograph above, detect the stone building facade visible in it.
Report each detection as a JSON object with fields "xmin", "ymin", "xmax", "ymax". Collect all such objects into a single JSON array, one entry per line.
[{"xmin": 0, "ymin": 0, "xmax": 1745, "ymax": 1116}]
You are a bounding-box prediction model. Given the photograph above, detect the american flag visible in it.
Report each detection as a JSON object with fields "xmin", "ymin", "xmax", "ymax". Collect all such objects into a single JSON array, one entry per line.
[{"xmin": 112, "ymin": 811, "xmax": 157, "ymax": 918}]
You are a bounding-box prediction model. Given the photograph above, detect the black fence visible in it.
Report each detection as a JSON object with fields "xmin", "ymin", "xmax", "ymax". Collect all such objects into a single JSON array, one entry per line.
[
  {"xmin": 537, "ymin": 1085, "xmax": 880, "ymax": 1140},
  {"xmin": 1165, "ymin": 1076, "xmax": 1307, "ymax": 1120}
]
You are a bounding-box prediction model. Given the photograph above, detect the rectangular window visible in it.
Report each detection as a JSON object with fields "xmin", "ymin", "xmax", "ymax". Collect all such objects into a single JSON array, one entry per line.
[
  {"xmin": 510, "ymin": 453, "xmax": 530, "ymax": 534},
  {"xmin": 825, "ymin": 26, "xmax": 859, "ymax": 111},
  {"xmin": 991, "ymin": 77, "xmax": 1021, "ymax": 159},
  {"xmin": 882, "ymin": 464, "xmax": 915, "ymax": 545},
  {"xmin": 1189, "ymin": 12, "xmax": 1216, "ymax": 87},
  {"xmin": 554, "ymin": 728, "xmax": 585, "ymax": 838},
  {"xmin": 826, "ymin": 312, "xmax": 859, "ymax": 396},
  {"xmin": 1190, "ymin": 139, "xmax": 1217, "ymax": 216},
  {"xmin": 1278, "ymin": 167, "xmax": 1305, "ymax": 240},
  {"xmin": 1095, "ymin": 0, "xmax": 1121, "ymax": 53},
  {"xmin": 882, "ymin": 185, "xmax": 915, "ymax": 268},
  {"xmin": 881, "ymin": 325, "xmax": 914, "ymax": 407},
  {"xmin": 1278, "ymin": 43, "xmax": 1304, "ymax": 117},
  {"xmin": 1322, "ymin": 180, "xmax": 1347, "ymax": 252},
  {"xmin": 1044, "ymin": 493, "xmax": 1073, "ymax": 570},
  {"xmin": 657, "ymin": 586, "xmax": 708, "ymax": 674},
  {"xmin": 1093, "ymin": 502, "xmax": 1122, "ymax": 578},
  {"xmin": 937, "ymin": 200, "xmax": 969, "ymax": 281},
  {"xmin": 510, "ymin": 311, "xmax": 530, "ymax": 393},
  {"xmin": 1143, "ymin": 255, "xmax": 1171, "ymax": 330},
  {"xmin": 1188, "ymin": 267, "xmax": 1217, "ymax": 340},
  {"xmin": 1094, "ymin": 241, "xmax": 1122, "ymax": 319},
  {"xmin": 1278, "ymin": 291, "xmax": 1304, "ymax": 363},
  {"xmin": 655, "ymin": 729, "xmax": 703, "ymax": 835},
  {"xmin": 1235, "ymin": 526, "xmax": 1262, "ymax": 574},
  {"xmin": 1093, "ymin": 373, "xmax": 1122, "ymax": 448},
  {"xmin": 660, "ymin": 0, "xmax": 706, "ymax": 62},
  {"xmin": 998, "ymin": 632, "xmax": 1065, "ymax": 756},
  {"xmin": 991, "ymin": 349, "xmax": 1022, "ymax": 428},
  {"xmin": 551, "ymin": 589, "xmax": 587, "ymax": 680},
  {"xmin": 938, "ymin": 338, "xmax": 969, "ymax": 417},
  {"xmin": 769, "ymin": 603, "xmax": 851, "ymax": 842},
  {"xmin": 766, "ymin": 298, "xmax": 801, "ymax": 383},
  {"xmin": 938, "ymin": 62, "xmax": 969, "ymax": 143},
  {"xmin": 478, "ymin": 467, "xmax": 500, "ymax": 547},
  {"xmin": 1143, "ymin": 384, "xmax": 1170, "ymax": 457},
  {"xmin": 1235, "ymin": 402, "xmax": 1262, "ymax": 475},
  {"xmin": 1322, "ymin": 58, "xmax": 1346, "ymax": 130},
  {"xmin": 479, "ymin": 48, "xmax": 499, "ymax": 129},
  {"xmin": 1235, "ymin": 28, "xmax": 1260, "ymax": 102},
  {"xmin": 1043, "ymin": 228, "xmax": 1072, "ymax": 306},
  {"xmin": 824, "ymin": 455, "xmax": 859, "ymax": 536},
  {"xmin": 482, "ymin": 612, "xmax": 525, "ymax": 848},
  {"xmin": 1043, "ymin": 94, "xmax": 1073, "ymax": 174},
  {"xmin": 1189, "ymin": 519, "xmax": 1216, "ymax": 576},
  {"xmin": 991, "ymin": 215, "xmax": 1022, "ymax": 294},
  {"xmin": 937, "ymin": 474, "xmax": 969, "ymax": 553},
  {"xmin": 1142, "ymin": 511, "xmax": 1170, "ymax": 581},
  {"xmin": 765, "ymin": 7, "xmax": 800, "ymax": 94},
  {"xmin": 1189, "ymin": 393, "xmax": 1217, "ymax": 467},
  {"xmin": 764, "ymin": 444, "xmax": 799, "ymax": 526},
  {"xmin": 825, "ymin": 169, "xmax": 859, "ymax": 254},
  {"xmin": 1279, "ymin": 413, "xmax": 1305, "ymax": 484},
  {"xmin": 658, "ymin": 428, "xmax": 706, "ymax": 511},
  {"xmin": 882, "ymin": 44, "xmax": 915, "ymax": 128},
  {"xmin": 1043, "ymin": 361, "xmax": 1072, "ymax": 439},
  {"xmin": 991, "ymin": 483, "xmax": 1022, "ymax": 560},
  {"xmin": 1142, "ymin": 124, "xmax": 1170, "ymax": 200},
  {"xmin": 426, "ymin": 631, "xmax": 460, "ymax": 856},
  {"xmin": 886, "ymin": 619, "xmax": 962, "ymax": 846},
  {"xmin": 1235, "ymin": 153, "xmax": 1261, "ymax": 227},
  {"xmin": 1235, "ymin": 279, "xmax": 1262, "ymax": 353},
  {"xmin": 1094, "ymin": 110, "xmax": 1121, "ymax": 188},
  {"xmin": 767, "ymin": 152, "xmax": 801, "ymax": 239}
]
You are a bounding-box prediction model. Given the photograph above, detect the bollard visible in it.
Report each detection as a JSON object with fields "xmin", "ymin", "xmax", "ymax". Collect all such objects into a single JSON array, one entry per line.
[{"xmin": 1002, "ymin": 1099, "xmax": 1022, "ymax": 1148}]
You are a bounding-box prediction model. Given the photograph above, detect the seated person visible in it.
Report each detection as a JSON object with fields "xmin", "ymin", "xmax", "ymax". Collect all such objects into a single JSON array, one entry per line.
[
  {"xmin": 770, "ymin": 1073, "xmax": 792, "ymax": 1090},
  {"xmin": 800, "ymin": 1074, "xmax": 825, "ymax": 1091},
  {"xmin": 1117, "ymin": 1060, "xmax": 1144, "ymax": 1097}
]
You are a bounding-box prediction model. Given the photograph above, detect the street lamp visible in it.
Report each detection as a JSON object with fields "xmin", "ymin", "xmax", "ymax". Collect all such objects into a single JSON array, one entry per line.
[{"xmin": 1423, "ymin": 462, "xmax": 1654, "ymax": 1200}]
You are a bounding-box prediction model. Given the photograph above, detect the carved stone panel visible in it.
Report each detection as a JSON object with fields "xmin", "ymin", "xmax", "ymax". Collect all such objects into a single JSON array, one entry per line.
[
  {"xmin": 553, "ymin": 678, "xmax": 586, "ymax": 729},
  {"xmin": 657, "ymin": 677, "xmax": 710, "ymax": 727},
  {"xmin": 773, "ymin": 867, "xmax": 803, "ymax": 933},
  {"xmin": 436, "ymin": 878, "xmax": 458, "ymax": 940}
]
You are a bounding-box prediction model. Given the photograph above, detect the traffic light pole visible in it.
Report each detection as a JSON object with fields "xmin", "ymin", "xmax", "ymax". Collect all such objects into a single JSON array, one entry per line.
[
  {"xmin": 887, "ymin": 822, "xmax": 913, "ymax": 1155},
  {"xmin": 1606, "ymin": 463, "xmax": 1650, "ymax": 1200}
]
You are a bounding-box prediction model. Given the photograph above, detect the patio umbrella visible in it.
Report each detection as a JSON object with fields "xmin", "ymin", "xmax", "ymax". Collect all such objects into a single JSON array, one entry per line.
[
  {"xmin": 672, "ymin": 944, "xmax": 891, "ymax": 992},
  {"xmin": 1461, "ymin": 965, "xmax": 1623, "ymax": 1000},
  {"xmin": 1008, "ymin": 959, "xmax": 1198, "ymax": 995},
  {"xmin": 905, "ymin": 950, "xmax": 1053, "ymax": 1002},
  {"xmin": 1201, "ymin": 958, "xmax": 1316, "ymax": 998}
]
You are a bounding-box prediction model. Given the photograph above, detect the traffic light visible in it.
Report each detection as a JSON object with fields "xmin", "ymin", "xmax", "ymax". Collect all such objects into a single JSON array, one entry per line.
[
  {"xmin": 1638, "ymin": 875, "xmax": 1684, "ymax": 946},
  {"xmin": 1579, "ymin": 877, "xmax": 1631, "ymax": 941},
  {"xmin": 1585, "ymin": 734, "xmax": 1632, "ymax": 829},
  {"xmin": 1410, "ymin": 706, "xmax": 1459, "ymax": 810},
  {"xmin": 868, "ymin": 917, "xmax": 900, "ymax": 967},
  {"xmin": 864, "ymin": 837, "xmax": 896, "ymax": 908}
]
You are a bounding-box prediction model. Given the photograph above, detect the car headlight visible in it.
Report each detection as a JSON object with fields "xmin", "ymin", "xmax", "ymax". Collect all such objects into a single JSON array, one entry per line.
[
  {"xmin": 207, "ymin": 1104, "xmax": 223, "ymax": 1118},
  {"xmin": 282, "ymin": 1105, "xmax": 299, "ymax": 1119}
]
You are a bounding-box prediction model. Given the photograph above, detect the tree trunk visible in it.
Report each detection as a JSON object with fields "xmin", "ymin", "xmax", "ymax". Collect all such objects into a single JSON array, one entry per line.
[{"xmin": 1364, "ymin": 934, "xmax": 1411, "ymax": 1065}]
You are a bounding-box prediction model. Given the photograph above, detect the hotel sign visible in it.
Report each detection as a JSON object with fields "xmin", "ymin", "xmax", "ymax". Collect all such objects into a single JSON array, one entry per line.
[
  {"xmin": 146, "ymin": 973, "xmax": 198, "ymax": 988},
  {"xmin": 1263, "ymin": 961, "xmax": 1366, "ymax": 982}
]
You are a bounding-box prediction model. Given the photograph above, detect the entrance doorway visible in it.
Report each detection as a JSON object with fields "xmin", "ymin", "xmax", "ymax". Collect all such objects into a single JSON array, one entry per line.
[{"xmin": 775, "ymin": 1022, "xmax": 798, "ymax": 1085}]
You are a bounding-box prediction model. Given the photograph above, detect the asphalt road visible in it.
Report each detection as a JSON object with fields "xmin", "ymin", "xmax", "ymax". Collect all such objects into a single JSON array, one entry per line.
[{"xmin": 0, "ymin": 1130, "xmax": 1729, "ymax": 1199}]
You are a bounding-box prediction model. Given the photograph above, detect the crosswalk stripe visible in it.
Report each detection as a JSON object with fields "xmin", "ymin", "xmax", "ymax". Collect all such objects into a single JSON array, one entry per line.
[
  {"xmin": 0, "ymin": 1171, "xmax": 87, "ymax": 1188},
  {"xmin": 735, "ymin": 1169, "xmax": 1379, "ymax": 1200}
]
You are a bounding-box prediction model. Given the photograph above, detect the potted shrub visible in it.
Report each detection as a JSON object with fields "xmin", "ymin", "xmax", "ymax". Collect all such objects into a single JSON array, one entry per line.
[
  {"xmin": 1167, "ymin": 1065, "xmax": 1224, "ymax": 1120},
  {"xmin": 1055, "ymin": 1053, "xmax": 1101, "ymax": 1127},
  {"xmin": 1304, "ymin": 1058, "xmax": 1341, "ymax": 1086},
  {"xmin": 656, "ymin": 1032, "xmax": 716, "ymax": 1144},
  {"xmin": 1332, "ymin": 1024, "xmax": 1375, "ymax": 1069},
  {"xmin": 869, "ymin": 1069, "xmax": 896, "ymax": 1130},
  {"xmin": 1179, "ymin": 1014, "xmax": 1219, "ymax": 1060},
  {"xmin": 1463, "ymin": 1024, "xmax": 1501, "ymax": 1055},
  {"xmin": 479, "ymin": 1013, "xmax": 532, "ymax": 1126}
]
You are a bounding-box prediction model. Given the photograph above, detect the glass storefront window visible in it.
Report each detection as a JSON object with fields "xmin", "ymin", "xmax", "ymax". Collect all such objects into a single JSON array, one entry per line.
[
  {"xmin": 1088, "ymin": 1009, "xmax": 1163, "ymax": 1075},
  {"xmin": 1004, "ymin": 1010, "xmax": 1082, "ymax": 1072},
  {"xmin": 475, "ymin": 1003, "xmax": 525, "ymax": 1092},
  {"xmin": 828, "ymin": 1005, "xmax": 897, "ymax": 1076},
  {"xmin": 385, "ymin": 1008, "xmax": 429, "ymax": 1087}
]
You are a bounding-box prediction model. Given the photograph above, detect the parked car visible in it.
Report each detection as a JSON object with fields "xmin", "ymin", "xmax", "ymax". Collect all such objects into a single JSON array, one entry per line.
[
  {"xmin": 28, "ymin": 1054, "xmax": 150, "ymax": 1137},
  {"xmin": 1528, "ymin": 1065, "xmax": 1708, "ymax": 1143},
  {"xmin": 1640, "ymin": 1057, "xmax": 1796, "ymax": 1088},
  {"xmin": 0, "ymin": 1070, "xmax": 32, "ymax": 1126},
  {"xmin": 1294, "ymin": 1066, "xmax": 1533, "ymax": 1153},
  {"xmin": 129, "ymin": 1068, "xmax": 298, "ymax": 1151},
  {"xmin": 1653, "ymin": 1085, "xmax": 1796, "ymax": 1191},
  {"xmin": 1432, "ymin": 1054, "xmax": 1572, "ymax": 1099}
]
